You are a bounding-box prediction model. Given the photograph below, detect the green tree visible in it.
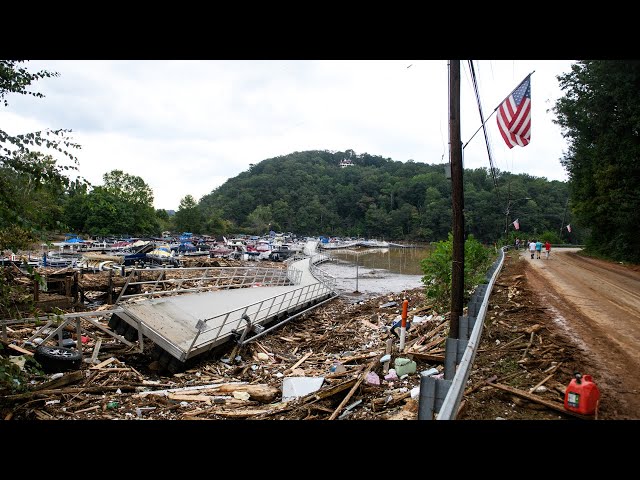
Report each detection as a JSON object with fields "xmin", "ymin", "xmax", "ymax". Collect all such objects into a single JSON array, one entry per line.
[
  {"xmin": 420, "ymin": 233, "xmax": 493, "ymax": 312},
  {"xmin": 554, "ymin": 60, "xmax": 640, "ymax": 262},
  {"xmin": 173, "ymin": 195, "xmax": 203, "ymax": 234},
  {"xmin": 0, "ymin": 60, "xmax": 83, "ymax": 251},
  {"xmin": 246, "ymin": 205, "xmax": 273, "ymax": 233}
]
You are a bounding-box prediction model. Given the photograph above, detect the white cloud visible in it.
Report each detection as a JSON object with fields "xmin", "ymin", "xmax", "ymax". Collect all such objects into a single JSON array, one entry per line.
[{"xmin": 0, "ymin": 59, "xmax": 574, "ymax": 209}]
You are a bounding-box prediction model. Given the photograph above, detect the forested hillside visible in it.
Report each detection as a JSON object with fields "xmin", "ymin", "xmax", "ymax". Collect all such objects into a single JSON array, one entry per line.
[{"xmin": 198, "ymin": 149, "xmax": 574, "ymax": 244}]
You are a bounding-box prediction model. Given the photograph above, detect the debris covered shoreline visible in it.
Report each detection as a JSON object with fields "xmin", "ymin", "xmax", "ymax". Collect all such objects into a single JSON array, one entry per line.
[{"xmin": 1, "ymin": 257, "xmax": 448, "ymax": 420}]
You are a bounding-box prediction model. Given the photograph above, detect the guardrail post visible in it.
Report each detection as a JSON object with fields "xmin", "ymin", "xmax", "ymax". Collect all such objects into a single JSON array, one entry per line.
[
  {"xmin": 418, "ymin": 374, "xmax": 453, "ymax": 420},
  {"xmin": 444, "ymin": 333, "xmax": 469, "ymax": 379},
  {"xmin": 459, "ymin": 314, "xmax": 477, "ymax": 341}
]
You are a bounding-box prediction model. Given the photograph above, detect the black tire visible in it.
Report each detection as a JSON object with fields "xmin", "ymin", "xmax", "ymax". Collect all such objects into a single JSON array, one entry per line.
[
  {"xmin": 108, "ymin": 316, "xmax": 120, "ymax": 330},
  {"xmin": 150, "ymin": 345, "xmax": 164, "ymax": 361},
  {"xmin": 115, "ymin": 321, "xmax": 127, "ymax": 336},
  {"xmin": 124, "ymin": 324, "xmax": 138, "ymax": 342},
  {"xmin": 34, "ymin": 345, "xmax": 82, "ymax": 373},
  {"xmin": 167, "ymin": 357, "xmax": 184, "ymax": 375}
]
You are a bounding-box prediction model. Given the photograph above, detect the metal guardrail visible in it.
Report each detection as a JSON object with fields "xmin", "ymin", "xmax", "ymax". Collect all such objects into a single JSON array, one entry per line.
[
  {"xmin": 116, "ymin": 265, "xmax": 300, "ymax": 303},
  {"xmin": 418, "ymin": 247, "xmax": 506, "ymax": 420}
]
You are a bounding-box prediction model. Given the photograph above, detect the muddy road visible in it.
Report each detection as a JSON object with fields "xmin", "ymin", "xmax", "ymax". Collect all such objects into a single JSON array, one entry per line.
[{"xmin": 522, "ymin": 248, "xmax": 640, "ymax": 418}]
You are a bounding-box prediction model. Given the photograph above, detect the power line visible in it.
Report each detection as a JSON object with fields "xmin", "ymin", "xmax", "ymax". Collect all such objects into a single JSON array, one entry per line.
[{"xmin": 467, "ymin": 60, "xmax": 501, "ymax": 198}]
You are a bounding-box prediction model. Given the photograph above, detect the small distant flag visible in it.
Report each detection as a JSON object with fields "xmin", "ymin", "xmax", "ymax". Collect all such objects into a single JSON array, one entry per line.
[
  {"xmin": 497, "ymin": 74, "xmax": 532, "ymax": 149},
  {"xmin": 512, "ymin": 219, "xmax": 520, "ymax": 230},
  {"xmin": 566, "ymin": 224, "xmax": 572, "ymax": 233}
]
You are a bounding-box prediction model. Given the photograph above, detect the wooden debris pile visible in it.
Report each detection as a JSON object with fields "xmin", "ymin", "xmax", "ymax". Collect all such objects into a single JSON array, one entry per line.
[{"xmin": 1, "ymin": 287, "xmax": 453, "ymax": 420}]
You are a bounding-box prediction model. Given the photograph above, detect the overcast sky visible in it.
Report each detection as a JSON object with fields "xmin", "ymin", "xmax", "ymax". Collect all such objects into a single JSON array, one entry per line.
[{"xmin": 1, "ymin": 60, "xmax": 576, "ymax": 211}]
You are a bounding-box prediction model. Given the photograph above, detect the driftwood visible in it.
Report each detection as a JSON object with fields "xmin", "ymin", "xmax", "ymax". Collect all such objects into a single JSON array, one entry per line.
[
  {"xmin": 329, "ymin": 358, "xmax": 377, "ymax": 420},
  {"xmin": 136, "ymin": 382, "xmax": 278, "ymax": 403},
  {"xmin": 528, "ymin": 362, "xmax": 563, "ymax": 393},
  {"xmin": 521, "ymin": 332, "xmax": 536, "ymax": 360},
  {"xmin": 487, "ymin": 382, "xmax": 594, "ymax": 420},
  {"xmin": 338, "ymin": 351, "xmax": 382, "ymax": 364},
  {"xmin": 206, "ymin": 384, "xmax": 278, "ymax": 402},
  {"xmin": 33, "ymin": 370, "xmax": 84, "ymax": 391},
  {"xmin": 300, "ymin": 377, "xmax": 357, "ymax": 404},
  {"xmin": 285, "ymin": 351, "xmax": 313, "ymax": 373},
  {"xmin": 3, "ymin": 383, "xmax": 139, "ymax": 401},
  {"xmin": 371, "ymin": 391, "xmax": 411, "ymax": 409},
  {"xmin": 404, "ymin": 352, "xmax": 445, "ymax": 363}
]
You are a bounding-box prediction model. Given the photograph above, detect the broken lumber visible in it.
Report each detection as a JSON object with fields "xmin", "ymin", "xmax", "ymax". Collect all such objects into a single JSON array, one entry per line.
[
  {"xmin": 329, "ymin": 357, "xmax": 377, "ymax": 420},
  {"xmin": 528, "ymin": 362, "xmax": 563, "ymax": 393},
  {"xmin": 33, "ymin": 370, "xmax": 84, "ymax": 391},
  {"xmin": 487, "ymin": 382, "xmax": 594, "ymax": 420},
  {"xmin": 404, "ymin": 352, "xmax": 445, "ymax": 363},
  {"xmin": 285, "ymin": 351, "xmax": 313, "ymax": 373}
]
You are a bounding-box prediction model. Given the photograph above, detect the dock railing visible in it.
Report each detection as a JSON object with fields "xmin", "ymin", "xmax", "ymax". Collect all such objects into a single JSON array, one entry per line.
[{"xmin": 116, "ymin": 265, "xmax": 299, "ymax": 303}]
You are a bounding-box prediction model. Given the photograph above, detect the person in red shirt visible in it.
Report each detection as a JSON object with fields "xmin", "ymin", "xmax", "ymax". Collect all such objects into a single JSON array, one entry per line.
[{"xmin": 544, "ymin": 240, "xmax": 551, "ymax": 259}]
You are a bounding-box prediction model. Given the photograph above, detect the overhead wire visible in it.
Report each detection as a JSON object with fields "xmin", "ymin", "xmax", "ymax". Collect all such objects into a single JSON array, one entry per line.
[{"xmin": 466, "ymin": 61, "xmax": 501, "ymax": 205}]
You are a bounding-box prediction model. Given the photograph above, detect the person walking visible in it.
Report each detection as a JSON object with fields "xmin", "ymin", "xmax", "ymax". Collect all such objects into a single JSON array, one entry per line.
[
  {"xmin": 544, "ymin": 240, "xmax": 551, "ymax": 259},
  {"xmin": 515, "ymin": 237, "xmax": 521, "ymax": 250},
  {"xmin": 528, "ymin": 239, "xmax": 536, "ymax": 259},
  {"xmin": 535, "ymin": 239, "xmax": 542, "ymax": 259}
]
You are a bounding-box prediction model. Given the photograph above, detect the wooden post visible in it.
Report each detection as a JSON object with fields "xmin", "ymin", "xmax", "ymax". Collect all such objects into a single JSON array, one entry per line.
[
  {"xmin": 107, "ymin": 269, "xmax": 113, "ymax": 304},
  {"xmin": 383, "ymin": 338, "xmax": 393, "ymax": 374},
  {"xmin": 33, "ymin": 278, "xmax": 39, "ymax": 302},
  {"xmin": 449, "ymin": 59, "xmax": 464, "ymax": 339},
  {"xmin": 73, "ymin": 271, "xmax": 79, "ymax": 304}
]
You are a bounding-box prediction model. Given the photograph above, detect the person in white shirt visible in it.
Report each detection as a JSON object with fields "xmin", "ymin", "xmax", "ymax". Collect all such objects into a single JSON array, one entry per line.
[{"xmin": 528, "ymin": 240, "xmax": 536, "ymax": 259}]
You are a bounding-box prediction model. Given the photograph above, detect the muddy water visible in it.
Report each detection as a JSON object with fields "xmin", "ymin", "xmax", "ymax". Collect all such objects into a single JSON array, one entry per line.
[{"xmin": 316, "ymin": 246, "xmax": 433, "ymax": 299}]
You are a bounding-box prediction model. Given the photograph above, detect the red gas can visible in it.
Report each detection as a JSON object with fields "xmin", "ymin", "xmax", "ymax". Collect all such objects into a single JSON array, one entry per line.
[{"xmin": 564, "ymin": 372, "xmax": 600, "ymax": 416}]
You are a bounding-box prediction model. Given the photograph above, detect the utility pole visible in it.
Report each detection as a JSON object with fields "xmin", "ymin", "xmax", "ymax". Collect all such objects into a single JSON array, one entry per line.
[{"xmin": 449, "ymin": 60, "xmax": 464, "ymax": 339}]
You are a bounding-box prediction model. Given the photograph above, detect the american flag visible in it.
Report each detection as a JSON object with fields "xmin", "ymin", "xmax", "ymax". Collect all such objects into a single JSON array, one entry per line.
[
  {"xmin": 512, "ymin": 218, "xmax": 520, "ymax": 230},
  {"xmin": 497, "ymin": 75, "xmax": 531, "ymax": 149}
]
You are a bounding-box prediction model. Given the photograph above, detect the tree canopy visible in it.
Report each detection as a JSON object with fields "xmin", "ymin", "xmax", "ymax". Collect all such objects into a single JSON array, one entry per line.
[
  {"xmin": 554, "ymin": 60, "xmax": 640, "ymax": 263},
  {"xmin": 0, "ymin": 60, "xmax": 84, "ymax": 251}
]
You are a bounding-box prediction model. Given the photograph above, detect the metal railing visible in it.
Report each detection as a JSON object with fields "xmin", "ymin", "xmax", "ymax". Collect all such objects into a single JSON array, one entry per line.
[
  {"xmin": 184, "ymin": 279, "xmax": 335, "ymax": 358},
  {"xmin": 116, "ymin": 265, "xmax": 301, "ymax": 303}
]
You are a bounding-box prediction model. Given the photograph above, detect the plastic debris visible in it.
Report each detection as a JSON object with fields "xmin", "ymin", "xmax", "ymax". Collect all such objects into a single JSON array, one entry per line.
[
  {"xmin": 365, "ymin": 371, "xmax": 381, "ymax": 385},
  {"xmin": 282, "ymin": 377, "xmax": 325, "ymax": 401},
  {"xmin": 8, "ymin": 356, "xmax": 27, "ymax": 370},
  {"xmin": 384, "ymin": 369, "xmax": 398, "ymax": 381},
  {"xmin": 380, "ymin": 301, "xmax": 398, "ymax": 308},
  {"xmin": 410, "ymin": 386, "xmax": 420, "ymax": 400},
  {"xmin": 421, "ymin": 367, "xmax": 440, "ymax": 377},
  {"xmin": 106, "ymin": 401, "xmax": 119, "ymax": 409},
  {"xmin": 257, "ymin": 352, "xmax": 270, "ymax": 361},
  {"xmin": 233, "ymin": 391, "xmax": 251, "ymax": 401},
  {"xmin": 330, "ymin": 363, "xmax": 346, "ymax": 374},
  {"xmin": 379, "ymin": 354, "xmax": 391, "ymax": 363},
  {"xmin": 338, "ymin": 399, "xmax": 363, "ymax": 419},
  {"xmin": 50, "ymin": 373, "xmax": 64, "ymax": 380},
  {"xmin": 394, "ymin": 357, "xmax": 417, "ymax": 376}
]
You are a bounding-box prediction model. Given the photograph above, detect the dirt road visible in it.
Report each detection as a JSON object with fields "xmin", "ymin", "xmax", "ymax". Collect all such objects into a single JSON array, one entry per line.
[{"xmin": 523, "ymin": 247, "xmax": 640, "ymax": 418}]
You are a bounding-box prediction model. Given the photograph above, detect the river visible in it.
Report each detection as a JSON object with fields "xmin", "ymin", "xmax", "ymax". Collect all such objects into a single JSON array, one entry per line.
[{"xmin": 315, "ymin": 246, "xmax": 433, "ymax": 298}]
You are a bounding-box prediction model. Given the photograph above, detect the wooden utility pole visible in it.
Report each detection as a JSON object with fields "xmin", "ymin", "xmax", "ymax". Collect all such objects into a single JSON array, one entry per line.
[{"xmin": 449, "ymin": 60, "xmax": 464, "ymax": 339}]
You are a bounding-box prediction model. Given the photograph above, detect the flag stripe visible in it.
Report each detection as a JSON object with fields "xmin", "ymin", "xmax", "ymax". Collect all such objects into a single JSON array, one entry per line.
[{"xmin": 497, "ymin": 75, "xmax": 531, "ymax": 149}]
